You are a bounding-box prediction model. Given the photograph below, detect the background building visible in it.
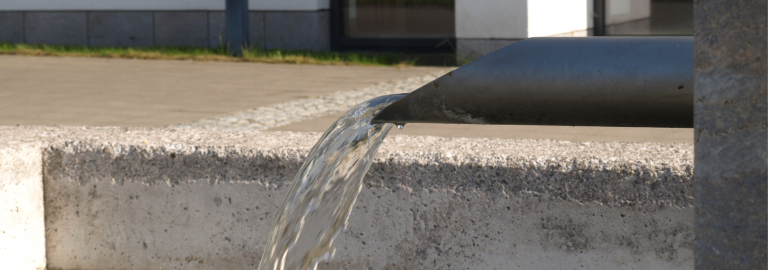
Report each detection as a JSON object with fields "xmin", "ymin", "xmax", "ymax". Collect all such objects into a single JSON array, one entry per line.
[{"xmin": 0, "ymin": 0, "xmax": 692, "ymax": 59}]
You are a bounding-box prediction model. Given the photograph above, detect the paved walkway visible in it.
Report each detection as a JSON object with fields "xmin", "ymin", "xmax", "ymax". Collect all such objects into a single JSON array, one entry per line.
[
  {"xmin": 0, "ymin": 55, "xmax": 693, "ymax": 143},
  {"xmin": 0, "ymin": 55, "xmax": 443, "ymax": 127}
]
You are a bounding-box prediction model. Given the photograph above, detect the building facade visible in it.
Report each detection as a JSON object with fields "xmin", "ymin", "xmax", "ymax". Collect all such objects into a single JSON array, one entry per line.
[{"xmin": 0, "ymin": 0, "xmax": 685, "ymax": 59}]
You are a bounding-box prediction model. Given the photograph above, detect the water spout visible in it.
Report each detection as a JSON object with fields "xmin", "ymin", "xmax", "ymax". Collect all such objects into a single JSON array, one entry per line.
[{"xmin": 372, "ymin": 37, "xmax": 693, "ymax": 128}]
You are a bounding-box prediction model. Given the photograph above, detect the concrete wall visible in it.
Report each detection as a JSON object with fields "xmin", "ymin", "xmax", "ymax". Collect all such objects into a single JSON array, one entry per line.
[
  {"xmin": 0, "ymin": 11, "xmax": 330, "ymax": 51},
  {"xmin": 0, "ymin": 0, "xmax": 329, "ymax": 11},
  {"xmin": 0, "ymin": 143, "xmax": 46, "ymax": 270},
  {"xmin": 0, "ymin": 126, "xmax": 694, "ymax": 269}
]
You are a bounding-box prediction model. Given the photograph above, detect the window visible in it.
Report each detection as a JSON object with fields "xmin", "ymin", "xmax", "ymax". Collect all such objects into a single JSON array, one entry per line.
[{"xmin": 331, "ymin": 0, "xmax": 456, "ymax": 52}]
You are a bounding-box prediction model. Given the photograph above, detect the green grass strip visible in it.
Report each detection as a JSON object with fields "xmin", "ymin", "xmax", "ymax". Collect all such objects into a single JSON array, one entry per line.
[{"xmin": 0, "ymin": 43, "xmax": 419, "ymax": 67}]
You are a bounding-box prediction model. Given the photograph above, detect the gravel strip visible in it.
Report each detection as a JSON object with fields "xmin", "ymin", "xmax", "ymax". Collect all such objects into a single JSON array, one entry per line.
[{"xmin": 170, "ymin": 69, "xmax": 453, "ymax": 131}]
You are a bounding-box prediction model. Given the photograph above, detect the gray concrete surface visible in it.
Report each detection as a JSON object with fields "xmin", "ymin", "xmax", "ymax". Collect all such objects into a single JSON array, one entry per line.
[
  {"xmin": 0, "ymin": 126, "xmax": 693, "ymax": 269},
  {"xmin": 154, "ymin": 11, "xmax": 209, "ymax": 47},
  {"xmin": 173, "ymin": 70, "xmax": 451, "ymax": 131},
  {"xmin": 0, "ymin": 55, "xmax": 443, "ymax": 127},
  {"xmin": 25, "ymin": 12, "xmax": 88, "ymax": 46},
  {"xmin": 272, "ymin": 112, "xmax": 694, "ymax": 143},
  {"xmin": 88, "ymin": 12, "xmax": 154, "ymax": 47},
  {"xmin": 693, "ymin": 0, "xmax": 767, "ymax": 268},
  {"xmin": 265, "ymin": 11, "xmax": 330, "ymax": 51},
  {"xmin": 0, "ymin": 11, "xmax": 24, "ymax": 43}
]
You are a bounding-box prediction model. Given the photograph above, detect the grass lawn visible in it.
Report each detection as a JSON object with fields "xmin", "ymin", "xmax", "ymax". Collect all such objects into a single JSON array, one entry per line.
[{"xmin": 0, "ymin": 43, "xmax": 451, "ymax": 67}]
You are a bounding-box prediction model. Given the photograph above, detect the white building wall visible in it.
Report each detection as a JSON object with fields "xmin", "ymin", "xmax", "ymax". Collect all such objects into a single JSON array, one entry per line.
[
  {"xmin": 527, "ymin": 0, "xmax": 590, "ymax": 37},
  {"xmin": 457, "ymin": 0, "xmax": 650, "ymax": 39},
  {"xmin": 0, "ymin": 0, "xmax": 329, "ymax": 11},
  {"xmin": 457, "ymin": 0, "xmax": 596, "ymax": 39}
]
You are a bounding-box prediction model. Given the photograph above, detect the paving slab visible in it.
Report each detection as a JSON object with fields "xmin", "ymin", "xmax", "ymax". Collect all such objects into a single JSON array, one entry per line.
[{"xmin": 0, "ymin": 55, "xmax": 444, "ymax": 127}]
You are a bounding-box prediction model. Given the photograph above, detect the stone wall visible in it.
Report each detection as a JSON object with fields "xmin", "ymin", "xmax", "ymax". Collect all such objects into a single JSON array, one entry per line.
[{"xmin": 0, "ymin": 11, "xmax": 330, "ymax": 51}]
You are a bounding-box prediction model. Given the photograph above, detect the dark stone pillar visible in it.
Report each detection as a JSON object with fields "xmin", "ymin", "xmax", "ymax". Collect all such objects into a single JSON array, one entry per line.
[
  {"xmin": 694, "ymin": 0, "xmax": 767, "ymax": 269},
  {"xmin": 226, "ymin": 0, "xmax": 250, "ymax": 56}
]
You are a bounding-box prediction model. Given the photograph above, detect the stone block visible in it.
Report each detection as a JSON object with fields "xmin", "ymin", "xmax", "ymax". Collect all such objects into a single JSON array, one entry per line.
[
  {"xmin": 265, "ymin": 11, "xmax": 330, "ymax": 51},
  {"xmin": 693, "ymin": 0, "xmax": 767, "ymax": 269},
  {"xmin": 456, "ymin": 38, "xmax": 520, "ymax": 62},
  {"xmin": 88, "ymin": 12, "xmax": 153, "ymax": 47},
  {"xmin": 0, "ymin": 144, "xmax": 46, "ymax": 270},
  {"xmin": 0, "ymin": 126, "xmax": 695, "ymax": 269},
  {"xmin": 209, "ymin": 11, "xmax": 266, "ymax": 49},
  {"xmin": 0, "ymin": 12, "xmax": 24, "ymax": 43},
  {"xmin": 25, "ymin": 12, "xmax": 87, "ymax": 46},
  {"xmin": 154, "ymin": 12, "xmax": 208, "ymax": 47}
]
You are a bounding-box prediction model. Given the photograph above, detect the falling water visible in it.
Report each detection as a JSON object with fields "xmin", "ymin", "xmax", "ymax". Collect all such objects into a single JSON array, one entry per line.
[{"xmin": 257, "ymin": 94, "xmax": 404, "ymax": 270}]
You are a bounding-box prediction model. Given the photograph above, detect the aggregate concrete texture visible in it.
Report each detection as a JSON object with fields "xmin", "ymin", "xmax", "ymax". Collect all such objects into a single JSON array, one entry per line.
[
  {"xmin": 0, "ymin": 55, "xmax": 443, "ymax": 127},
  {"xmin": 25, "ymin": 12, "xmax": 88, "ymax": 46},
  {"xmin": 0, "ymin": 126, "xmax": 693, "ymax": 269},
  {"xmin": 88, "ymin": 12, "xmax": 154, "ymax": 47},
  {"xmin": 265, "ymin": 11, "xmax": 330, "ymax": 51},
  {"xmin": 154, "ymin": 12, "xmax": 209, "ymax": 47},
  {"xmin": 693, "ymin": 0, "xmax": 767, "ymax": 268},
  {"xmin": 0, "ymin": 11, "xmax": 24, "ymax": 43}
]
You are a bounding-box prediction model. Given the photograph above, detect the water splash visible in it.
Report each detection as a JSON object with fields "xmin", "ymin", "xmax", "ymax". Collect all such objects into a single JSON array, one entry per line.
[{"xmin": 258, "ymin": 94, "xmax": 404, "ymax": 270}]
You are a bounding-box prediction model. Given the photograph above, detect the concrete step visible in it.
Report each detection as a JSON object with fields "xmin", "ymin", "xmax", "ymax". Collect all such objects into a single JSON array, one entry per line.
[{"xmin": 1, "ymin": 126, "xmax": 693, "ymax": 269}]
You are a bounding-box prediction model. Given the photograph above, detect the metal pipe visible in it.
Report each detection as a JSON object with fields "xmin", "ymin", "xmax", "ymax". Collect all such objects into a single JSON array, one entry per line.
[{"xmin": 371, "ymin": 37, "xmax": 693, "ymax": 128}]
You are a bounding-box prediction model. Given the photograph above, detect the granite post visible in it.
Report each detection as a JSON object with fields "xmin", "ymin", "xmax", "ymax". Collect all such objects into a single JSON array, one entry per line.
[{"xmin": 694, "ymin": 0, "xmax": 767, "ymax": 269}]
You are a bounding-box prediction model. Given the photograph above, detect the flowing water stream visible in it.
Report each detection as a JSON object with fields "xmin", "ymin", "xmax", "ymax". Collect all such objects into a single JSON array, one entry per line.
[{"xmin": 257, "ymin": 94, "xmax": 404, "ymax": 270}]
